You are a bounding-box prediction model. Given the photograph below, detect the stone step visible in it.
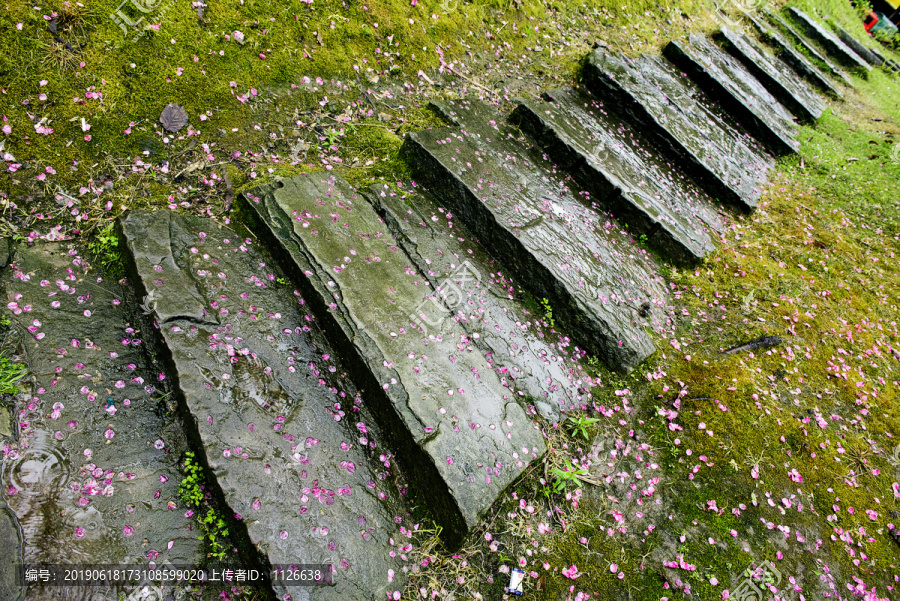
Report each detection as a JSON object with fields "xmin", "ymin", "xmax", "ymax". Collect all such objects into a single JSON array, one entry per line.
[
  {"xmin": 583, "ymin": 49, "xmax": 773, "ymax": 211},
  {"xmin": 236, "ymin": 175, "xmax": 546, "ymax": 548},
  {"xmin": 745, "ymin": 12, "xmax": 843, "ymax": 99},
  {"xmin": 787, "ymin": 8, "xmax": 871, "ymax": 73},
  {"xmin": 663, "ymin": 34, "xmax": 800, "ymax": 156},
  {"xmin": 120, "ymin": 210, "xmax": 411, "ymax": 600},
  {"xmin": 362, "ymin": 182, "xmax": 586, "ymax": 424},
  {"xmin": 827, "ymin": 19, "xmax": 884, "ymax": 66},
  {"xmin": 716, "ymin": 25, "xmax": 826, "ymax": 123},
  {"xmin": 762, "ymin": 9, "xmax": 855, "ymax": 88},
  {"xmin": 508, "ymin": 86, "xmax": 722, "ymax": 263},
  {"xmin": 401, "ymin": 99, "xmax": 668, "ymax": 374},
  {"xmin": 1, "ymin": 243, "xmax": 205, "ymax": 598}
]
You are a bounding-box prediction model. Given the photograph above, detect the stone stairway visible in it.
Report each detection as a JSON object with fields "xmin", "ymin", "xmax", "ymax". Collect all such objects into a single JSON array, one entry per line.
[
  {"xmin": 663, "ymin": 34, "xmax": 801, "ymax": 155},
  {"xmin": 787, "ymin": 7, "xmax": 872, "ymax": 73},
  {"xmin": 763, "ymin": 8, "xmax": 856, "ymax": 87},
  {"xmin": 2, "ymin": 10, "xmax": 878, "ymax": 599},
  {"xmin": 745, "ymin": 13, "xmax": 844, "ymax": 99}
]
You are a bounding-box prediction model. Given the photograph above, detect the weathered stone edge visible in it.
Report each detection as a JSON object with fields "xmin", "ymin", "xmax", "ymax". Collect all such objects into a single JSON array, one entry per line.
[
  {"xmin": 117, "ymin": 211, "xmax": 278, "ymax": 601},
  {"xmin": 234, "ymin": 183, "xmax": 472, "ymax": 549}
]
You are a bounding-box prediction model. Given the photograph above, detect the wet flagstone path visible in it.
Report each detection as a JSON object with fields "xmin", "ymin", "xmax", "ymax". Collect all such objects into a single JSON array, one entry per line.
[{"xmin": 0, "ymin": 9, "xmax": 870, "ymax": 597}]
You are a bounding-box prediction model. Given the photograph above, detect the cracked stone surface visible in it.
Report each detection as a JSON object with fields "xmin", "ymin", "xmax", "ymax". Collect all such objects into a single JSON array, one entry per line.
[
  {"xmin": 238, "ymin": 175, "xmax": 546, "ymax": 547},
  {"xmin": 716, "ymin": 26, "xmax": 826, "ymax": 123},
  {"xmin": 583, "ymin": 49, "xmax": 772, "ymax": 211},
  {"xmin": 509, "ymin": 86, "xmax": 722, "ymax": 264},
  {"xmin": 762, "ymin": 9, "xmax": 855, "ymax": 87},
  {"xmin": 745, "ymin": 12, "xmax": 843, "ymax": 99},
  {"xmin": 363, "ymin": 182, "xmax": 587, "ymax": 424},
  {"xmin": 121, "ymin": 210, "xmax": 410, "ymax": 600},
  {"xmin": 403, "ymin": 99, "xmax": 668, "ymax": 373},
  {"xmin": 1, "ymin": 242, "xmax": 204, "ymax": 600},
  {"xmin": 787, "ymin": 8, "xmax": 871, "ymax": 72},
  {"xmin": 663, "ymin": 34, "xmax": 800, "ymax": 156}
]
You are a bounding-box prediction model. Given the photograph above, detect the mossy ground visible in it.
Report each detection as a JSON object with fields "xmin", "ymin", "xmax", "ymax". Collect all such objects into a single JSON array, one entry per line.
[{"xmin": 3, "ymin": 0, "xmax": 900, "ymax": 599}]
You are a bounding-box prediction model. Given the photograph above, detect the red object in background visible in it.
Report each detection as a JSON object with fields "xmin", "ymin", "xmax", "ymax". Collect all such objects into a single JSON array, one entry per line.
[{"xmin": 864, "ymin": 12, "xmax": 879, "ymax": 32}]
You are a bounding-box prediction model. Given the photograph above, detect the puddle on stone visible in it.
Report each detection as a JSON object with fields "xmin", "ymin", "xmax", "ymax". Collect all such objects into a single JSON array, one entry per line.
[{"xmin": 1, "ymin": 242, "xmax": 204, "ymax": 600}]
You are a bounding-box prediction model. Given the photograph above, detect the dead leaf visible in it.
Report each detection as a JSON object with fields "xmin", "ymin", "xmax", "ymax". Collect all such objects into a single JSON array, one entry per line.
[{"xmin": 159, "ymin": 103, "xmax": 189, "ymax": 133}]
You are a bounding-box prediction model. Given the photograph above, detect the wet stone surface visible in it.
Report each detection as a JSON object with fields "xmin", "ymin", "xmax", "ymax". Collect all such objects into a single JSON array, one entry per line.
[
  {"xmin": 239, "ymin": 175, "xmax": 546, "ymax": 547},
  {"xmin": 403, "ymin": 99, "xmax": 668, "ymax": 373},
  {"xmin": 583, "ymin": 49, "xmax": 772, "ymax": 211},
  {"xmin": 745, "ymin": 13, "xmax": 844, "ymax": 99},
  {"xmin": 787, "ymin": 8, "xmax": 871, "ymax": 72},
  {"xmin": 663, "ymin": 34, "xmax": 800, "ymax": 156},
  {"xmin": 716, "ymin": 26, "xmax": 826, "ymax": 123},
  {"xmin": 364, "ymin": 182, "xmax": 587, "ymax": 424},
  {"xmin": 121, "ymin": 210, "xmax": 410, "ymax": 601},
  {"xmin": 510, "ymin": 86, "xmax": 722, "ymax": 264},
  {"xmin": 0, "ymin": 506, "xmax": 23, "ymax": 601},
  {"xmin": 763, "ymin": 9, "xmax": 855, "ymax": 87},
  {"xmin": 1, "ymin": 242, "xmax": 204, "ymax": 600}
]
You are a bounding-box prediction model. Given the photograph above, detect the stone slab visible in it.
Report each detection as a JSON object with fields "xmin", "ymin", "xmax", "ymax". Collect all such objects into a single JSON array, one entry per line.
[
  {"xmin": 363, "ymin": 183, "xmax": 587, "ymax": 424},
  {"xmin": 829, "ymin": 20, "xmax": 884, "ymax": 65},
  {"xmin": 787, "ymin": 7, "xmax": 871, "ymax": 72},
  {"xmin": 0, "ymin": 505, "xmax": 23, "ymax": 601},
  {"xmin": 403, "ymin": 99, "xmax": 668, "ymax": 373},
  {"xmin": 121, "ymin": 210, "xmax": 411, "ymax": 600},
  {"xmin": 663, "ymin": 34, "xmax": 800, "ymax": 156},
  {"xmin": 0, "ymin": 238, "xmax": 9, "ymax": 269},
  {"xmin": 763, "ymin": 9, "xmax": 855, "ymax": 87},
  {"xmin": 745, "ymin": 12, "xmax": 843, "ymax": 99},
  {"xmin": 583, "ymin": 49, "xmax": 773, "ymax": 211},
  {"xmin": 1, "ymin": 242, "xmax": 204, "ymax": 598},
  {"xmin": 716, "ymin": 25, "xmax": 826, "ymax": 123},
  {"xmin": 237, "ymin": 176, "xmax": 546, "ymax": 547},
  {"xmin": 508, "ymin": 86, "xmax": 722, "ymax": 264}
]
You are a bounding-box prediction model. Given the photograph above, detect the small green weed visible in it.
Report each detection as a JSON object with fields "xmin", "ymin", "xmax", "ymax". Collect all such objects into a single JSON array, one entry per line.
[
  {"xmin": 86, "ymin": 222, "xmax": 122, "ymax": 272},
  {"xmin": 179, "ymin": 451, "xmax": 231, "ymax": 560},
  {"xmin": 199, "ymin": 508, "xmax": 230, "ymax": 561},
  {"xmin": 0, "ymin": 354, "xmax": 28, "ymax": 395},
  {"xmin": 565, "ymin": 415, "xmax": 600, "ymax": 441},
  {"xmin": 549, "ymin": 458, "xmax": 589, "ymax": 494},
  {"xmin": 540, "ymin": 297, "xmax": 555, "ymax": 328},
  {"xmin": 179, "ymin": 451, "xmax": 204, "ymax": 506}
]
